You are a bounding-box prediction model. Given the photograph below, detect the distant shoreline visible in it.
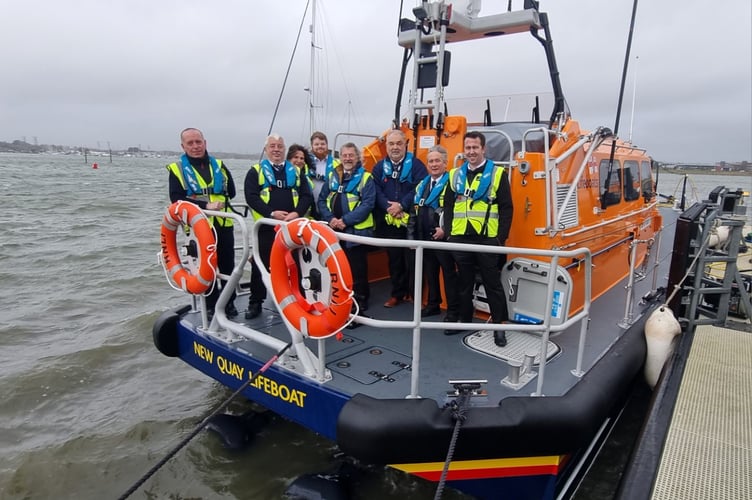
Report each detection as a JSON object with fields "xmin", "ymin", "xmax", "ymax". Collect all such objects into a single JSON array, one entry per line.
[{"xmin": 661, "ymin": 168, "xmax": 750, "ymax": 176}]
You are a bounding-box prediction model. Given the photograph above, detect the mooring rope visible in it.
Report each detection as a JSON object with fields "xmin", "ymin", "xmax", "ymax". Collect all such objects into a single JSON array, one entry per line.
[
  {"xmin": 118, "ymin": 342, "xmax": 292, "ymax": 500},
  {"xmin": 434, "ymin": 389, "xmax": 471, "ymax": 500}
]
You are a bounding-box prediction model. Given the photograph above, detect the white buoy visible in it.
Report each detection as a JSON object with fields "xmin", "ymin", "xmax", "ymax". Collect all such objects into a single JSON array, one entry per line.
[
  {"xmin": 708, "ymin": 225, "xmax": 730, "ymax": 249},
  {"xmin": 644, "ymin": 306, "xmax": 682, "ymax": 388}
]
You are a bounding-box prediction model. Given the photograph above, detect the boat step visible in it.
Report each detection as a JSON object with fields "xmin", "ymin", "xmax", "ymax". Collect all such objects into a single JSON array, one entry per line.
[{"xmin": 463, "ymin": 329, "xmax": 560, "ymax": 365}]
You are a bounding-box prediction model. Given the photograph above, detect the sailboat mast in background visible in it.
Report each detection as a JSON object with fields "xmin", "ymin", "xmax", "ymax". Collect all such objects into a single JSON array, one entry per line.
[{"xmin": 308, "ymin": 0, "xmax": 318, "ymax": 138}]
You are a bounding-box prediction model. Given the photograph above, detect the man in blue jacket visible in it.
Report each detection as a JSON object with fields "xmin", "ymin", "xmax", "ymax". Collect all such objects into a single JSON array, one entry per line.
[{"xmin": 371, "ymin": 130, "xmax": 427, "ymax": 307}]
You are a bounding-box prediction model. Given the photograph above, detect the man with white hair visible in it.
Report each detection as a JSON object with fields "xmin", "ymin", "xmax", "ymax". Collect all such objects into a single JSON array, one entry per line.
[{"xmin": 244, "ymin": 134, "xmax": 313, "ymax": 319}]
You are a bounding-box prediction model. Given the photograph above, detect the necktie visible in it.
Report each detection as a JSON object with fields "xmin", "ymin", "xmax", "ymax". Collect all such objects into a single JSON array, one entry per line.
[{"xmin": 430, "ymin": 180, "xmax": 435, "ymax": 191}]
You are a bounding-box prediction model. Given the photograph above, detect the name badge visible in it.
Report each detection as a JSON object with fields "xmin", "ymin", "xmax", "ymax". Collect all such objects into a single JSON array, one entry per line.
[
  {"xmin": 463, "ymin": 188, "xmax": 473, "ymax": 197},
  {"xmin": 337, "ymin": 185, "xmax": 344, "ymax": 194},
  {"xmin": 276, "ymin": 180, "xmax": 284, "ymax": 188},
  {"xmin": 391, "ymin": 171, "xmax": 399, "ymax": 179},
  {"xmin": 418, "ymin": 198, "xmax": 425, "ymax": 207}
]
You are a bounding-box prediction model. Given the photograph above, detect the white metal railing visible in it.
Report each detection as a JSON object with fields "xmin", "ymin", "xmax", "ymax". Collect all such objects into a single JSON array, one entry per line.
[
  {"xmin": 201, "ymin": 211, "xmax": 326, "ymax": 381},
  {"xmin": 192, "ymin": 212, "xmax": 595, "ymax": 398},
  {"xmin": 331, "ymin": 234, "xmax": 593, "ymax": 397}
]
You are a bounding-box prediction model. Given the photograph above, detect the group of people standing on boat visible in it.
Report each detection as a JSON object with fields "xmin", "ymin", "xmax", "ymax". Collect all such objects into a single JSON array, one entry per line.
[{"xmin": 166, "ymin": 127, "xmax": 512, "ymax": 347}]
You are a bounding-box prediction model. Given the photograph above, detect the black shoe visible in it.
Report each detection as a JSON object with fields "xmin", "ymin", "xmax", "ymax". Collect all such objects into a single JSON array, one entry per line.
[
  {"xmin": 421, "ymin": 306, "xmax": 441, "ymax": 317},
  {"xmin": 445, "ymin": 329, "xmax": 473, "ymax": 336},
  {"xmin": 443, "ymin": 316, "xmax": 457, "ymax": 335},
  {"xmin": 245, "ymin": 302, "xmax": 262, "ymax": 320},
  {"xmin": 351, "ymin": 297, "xmax": 369, "ymax": 314},
  {"xmin": 225, "ymin": 302, "xmax": 238, "ymax": 318},
  {"xmin": 347, "ymin": 313, "xmax": 370, "ymax": 329},
  {"xmin": 494, "ymin": 331, "xmax": 508, "ymax": 347}
]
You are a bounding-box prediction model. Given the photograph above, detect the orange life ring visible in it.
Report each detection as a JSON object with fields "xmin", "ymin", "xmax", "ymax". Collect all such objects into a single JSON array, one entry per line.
[
  {"xmin": 270, "ymin": 219, "xmax": 354, "ymax": 338},
  {"xmin": 160, "ymin": 201, "xmax": 217, "ymax": 294}
]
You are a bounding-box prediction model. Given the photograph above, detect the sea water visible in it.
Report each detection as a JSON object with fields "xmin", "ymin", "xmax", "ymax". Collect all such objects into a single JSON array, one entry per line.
[
  {"xmin": 0, "ymin": 153, "xmax": 469, "ymax": 499},
  {"xmin": 1, "ymin": 153, "xmax": 748, "ymax": 499}
]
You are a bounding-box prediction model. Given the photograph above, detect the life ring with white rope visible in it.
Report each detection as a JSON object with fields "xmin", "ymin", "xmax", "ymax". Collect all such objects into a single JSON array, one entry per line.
[
  {"xmin": 160, "ymin": 201, "xmax": 217, "ymax": 294},
  {"xmin": 270, "ymin": 218, "xmax": 354, "ymax": 338}
]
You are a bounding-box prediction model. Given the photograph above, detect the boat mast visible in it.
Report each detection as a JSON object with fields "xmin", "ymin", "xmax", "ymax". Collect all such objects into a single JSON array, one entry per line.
[{"xmin": 308, "ymin": 0, "xmax": 318, "ymax": 138}]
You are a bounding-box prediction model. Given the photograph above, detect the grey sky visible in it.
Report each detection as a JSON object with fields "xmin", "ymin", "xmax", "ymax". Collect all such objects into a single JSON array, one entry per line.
[{"xmin": 1, "ymin": 0, "xmax": 750, "ymax": 163}]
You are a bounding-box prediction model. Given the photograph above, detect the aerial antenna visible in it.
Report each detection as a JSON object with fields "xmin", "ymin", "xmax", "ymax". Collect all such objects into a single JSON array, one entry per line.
[
  {"xmin": 602, "ymin": 0, "xmax": 639, "ymax": 209},
  {"xmin": 266, "ymin": 0, "xmax": 311, "ymax": 139},
  {"xmin": 308, "ymin": 0, "xmax": 319, "ymax": 138},
  {"xmin": 628, "ymin": 55, "xmax": 639, "ymax": 144}
]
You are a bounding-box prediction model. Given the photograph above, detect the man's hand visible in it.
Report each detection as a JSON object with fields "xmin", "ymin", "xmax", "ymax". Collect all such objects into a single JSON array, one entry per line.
[
  {"xmin": 206, "ymin": 201, "xmax": 224, "ymax": 210},
  {"xmin": 386, "ymin": 201, "xmax": 403, "ymax": 217},
  {"xmin": 329, "ymin": 217, "xmax": 346, "ymax": 230}
]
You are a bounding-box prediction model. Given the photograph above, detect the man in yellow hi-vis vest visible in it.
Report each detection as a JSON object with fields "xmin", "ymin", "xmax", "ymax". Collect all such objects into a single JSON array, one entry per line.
[
  {"xmin": 443, "ymin": 131, "xmax": 513, "ymax": 347},
  {"xmin": 244, "ymin": 134, "xmax": 313, "ymax": 319},
  {"xmin": 167, "ymin": 127, "xmax": 237, "ymax": 318}
]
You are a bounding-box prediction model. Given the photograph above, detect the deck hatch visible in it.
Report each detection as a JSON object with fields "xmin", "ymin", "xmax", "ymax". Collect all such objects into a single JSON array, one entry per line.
[{"xmin": 327, "ymin": 345, "xmax": 412, "ymax": 385}]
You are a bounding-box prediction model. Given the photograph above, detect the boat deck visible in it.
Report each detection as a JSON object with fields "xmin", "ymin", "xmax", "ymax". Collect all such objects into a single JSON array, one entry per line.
[
  {"xmin": 187, "ymin": 231, "xmax": 673, "ymax": 409},
  {"xmin": 651, "ymin": 324, "xmax": 752, "ymax": 499},
  {"xmin": 178, "ymin": 207, "xmax": 680, "ymax": 414}
]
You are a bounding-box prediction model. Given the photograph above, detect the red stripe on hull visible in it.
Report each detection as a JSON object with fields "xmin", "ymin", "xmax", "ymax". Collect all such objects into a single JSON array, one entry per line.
[{"xmin": 412, "ymin": 464, "xmax": 560, "ymax": 482}]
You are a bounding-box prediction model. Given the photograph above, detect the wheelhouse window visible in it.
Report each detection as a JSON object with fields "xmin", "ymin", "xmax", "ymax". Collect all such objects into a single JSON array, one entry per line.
[
  {"xmin": 640, "ymin": 160, "xmax": 653, "ymax": 198},
  {"xmin": 599, "ymin": 159, "xmax": 622, "ymax": 207},
  {"xmin": 623, "ymin": 160, "xmax": 641, "ymax": 201}
]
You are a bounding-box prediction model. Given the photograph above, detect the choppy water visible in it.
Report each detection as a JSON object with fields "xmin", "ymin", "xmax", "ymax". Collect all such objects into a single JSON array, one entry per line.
[
  {"xmin": 1, "ymin": 153, "xmax": 468, "ymax": 500},
  {"xmin": 1, "ymin": 153, "xmax": 748, "ymax": 499}
]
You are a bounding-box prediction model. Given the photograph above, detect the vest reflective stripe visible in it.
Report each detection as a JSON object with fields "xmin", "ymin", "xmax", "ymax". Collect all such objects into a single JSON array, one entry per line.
[
  {"xmin": 250, "ymin": 162, "xmax": 301, "ymax": 221},
  {"xmin": 449, "ymin": 164, "xmax": 504, "ymax": 237},
  {"xmin": 167, "ymin": 161, "xmax": 233, "ymax": 227},
  {"xmin": 326, "ymin": 170, "xmax": 374, "ymax": 230}
]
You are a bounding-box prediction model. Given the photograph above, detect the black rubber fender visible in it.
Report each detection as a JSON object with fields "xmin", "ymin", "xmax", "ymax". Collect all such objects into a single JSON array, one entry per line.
[
  {"xmin": 152, "ymin": 305, "xmax": 191, "ymax": 357},
  {"xmin": 336, "ymin": 306, "xmax": 653, "ymax": 464}
]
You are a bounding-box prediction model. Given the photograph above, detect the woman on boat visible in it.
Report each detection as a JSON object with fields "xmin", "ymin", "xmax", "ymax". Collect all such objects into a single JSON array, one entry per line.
[
  {"xmin": 287, "ymin": 143, "xmax": 314, "ymax": 219},
  {"xmin": 287, "ymin": 143, "xmax": 310, "ymax": 170},
  {"xmin": 317, "ymin": 142, "xmax": 375, "ymax": 312},
  {"xmin": 407, "ymin": 145, "xmax": 459, "ymax": 325}
]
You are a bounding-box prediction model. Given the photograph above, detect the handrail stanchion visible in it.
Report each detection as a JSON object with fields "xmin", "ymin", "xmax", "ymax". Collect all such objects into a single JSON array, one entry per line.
[
  {"xmin": 572, "ymin": 251, "xmax": 592, "ymax": 377},
  {"xmin": 532, "ymin": 254, "xmax": 560, "ymax": 396},
  {"xmin": 651, "ymin": 228, "xmax": 663, "ymax": 291},
  {"xmin": 618, "ymin": 239, "xmax": 639, "ymax": 328},
  {"xmin": 408, "ymin": 245, "xmax": 425, "ymax": 399}
]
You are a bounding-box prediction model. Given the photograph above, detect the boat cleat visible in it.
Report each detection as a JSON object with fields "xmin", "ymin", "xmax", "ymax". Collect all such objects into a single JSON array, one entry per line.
[
  {"xmin": 501, "ymin": 352, "xmax": 538, "ymax": 390},
  {"xmin": 445, "ymin": 379, "xmax": 488, "ymax": 400}
]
